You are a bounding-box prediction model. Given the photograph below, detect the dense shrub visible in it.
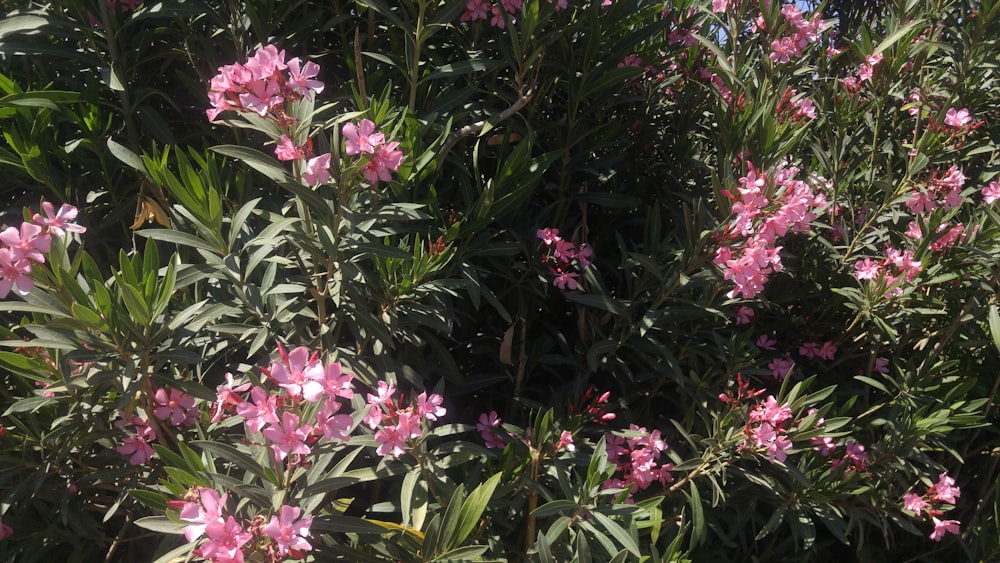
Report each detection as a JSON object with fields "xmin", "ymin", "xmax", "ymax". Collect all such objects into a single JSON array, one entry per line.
[{"xmin": 0, "ymin": 0, "xmax": 998, "ymax": 561}]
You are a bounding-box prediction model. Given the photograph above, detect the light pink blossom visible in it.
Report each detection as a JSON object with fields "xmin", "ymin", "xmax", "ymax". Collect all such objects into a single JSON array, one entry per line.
[{"xmin": 262, "ymin": 505, "xmax": 313, "ymax": 556}]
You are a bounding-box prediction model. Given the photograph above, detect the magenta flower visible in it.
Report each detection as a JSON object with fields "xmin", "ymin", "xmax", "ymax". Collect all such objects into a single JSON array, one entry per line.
[
  {"xmin": 756, "ymin": 334, "xmax": 777, "ymax": 350},
  {"xmin": 477, "ymin": 411, "xmax": 504, "ymax": 449},
  {"xmin": 536, "ymin": 227, "xmax": 561, "ymax": 245},
  {"xmin": 552, "ymin": 271, "xmax": 579, "ymax": 290},
  {"xmin": 238, "ymin": 77, "xmax": 282, "ymax": 117},
  {"xmin": 262, "ymin": 505, "xmax": 313, "ymax": 556},
  {"xmin": 767, "ymin": 357, "xmax": 795, "ymax": 381},
  {"xmin": 342, "ymin": 119, "xmax": 384, "ymax": 156},
  {"xmin": 32, "ymin": 202, "xmax": 86, "ymax": 237},
  {"xmin": 0, "ymin": 518, "xmax": 11, "ymax": 540},
  {"xmin": 262, "ymin": 411, "xmax": 313, "ymax": 461},
  {"xmin": 153, "ymin": 387, "xmax": 198, "ymax": 426},
  {"xmin": 244, "ymin": 44, "xmax": 287, "ymax": 81}
]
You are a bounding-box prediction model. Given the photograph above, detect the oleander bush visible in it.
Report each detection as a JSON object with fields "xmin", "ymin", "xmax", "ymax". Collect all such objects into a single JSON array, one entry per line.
[{"xmin": 0, "ymin": 0, "xmax": 998, "ymax": 561}]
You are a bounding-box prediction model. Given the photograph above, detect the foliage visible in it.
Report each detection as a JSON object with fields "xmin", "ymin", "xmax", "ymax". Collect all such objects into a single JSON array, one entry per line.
[{"xmin": 0, "ymin": 0, "xmax": 998, "ymax": 561}]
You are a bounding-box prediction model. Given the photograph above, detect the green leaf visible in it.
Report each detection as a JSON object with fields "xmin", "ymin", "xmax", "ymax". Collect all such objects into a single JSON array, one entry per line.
[
  {"xmin": 191, "ymin": 440, "xmax": 273, "ymax": 483},
  {"xmin": 451, "ymin": 472, "xmax": 502, "ymax": 550},
  {"xmin": 590, "ymin": 511, "xmax": 641, "ymax": 556},
  {"xmin": 136, "ymin": 229, "xmax": 225, "ymax": 254},
  {"xmin": 211, "ymin": 145, "xmax": 290, "ymax": 182},
  {"xmin": 107, "ymin": 139, "xmax": 146, "ymax": 172},
  {"xmin": 989, "ymin": 305, "xmax": 1000, "ymax": 354},
  {"xmin": 133, "ymin": 516, "xmax": 187, "ymax": 534}
]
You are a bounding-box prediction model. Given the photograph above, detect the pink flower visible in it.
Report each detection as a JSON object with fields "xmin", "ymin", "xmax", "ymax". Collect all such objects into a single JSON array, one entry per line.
[
  {"xmin": 756, "ymin": 334, "xmax": 777, "ymax": 350},
  {"xmin": 931, "ymin": 472, "xmax": 961, "ymax": 505},
  {"xmin": 239, "ymin": 77, "xmax": 282, "ymax": 116},
  {"xmin": 477, "ymin": 411, "xmax": 504, "ymax": 449},
  {"xmin": 315, "ymin": 399, "xmax": 353, "ymax": 441},
  {"xmin": 556, "ymin": 430, "xmax": 575, "ymax": 452},
  {"xmin": 817, "ymin": 341, "xmax": 837, "ymax": 361},
  {"xmin": 902, "ymin": 492, "xmax": 929, "ymax": 517},
  {"xmin": 267, "ymin": 345, "xmax": 325, "ymax": 402},
  {"xmin": 552, "ymin": 271, "xmax": 579, "ymax": 290},
  {"xmin": 179, "ymin": 488, "xmax": 228, "ymax": 542},
  {"xmin": 767, "ymin": 357, "xmax": 795, "ymax": 381},
  {"xmin": 262, "ymin": 411, "xmax": 313, "ymax": 461},
  {"xmin": 536, "ymin": 228, "xmax": 561, "ymax": 246},
  {"xmin": 285, "ymin": 58, "xmax": 324, "ymax": 99},
  {"xmin": 236, "ymin": 386, "xmax": 279, "ymax": 434},
  {"xmin": 302, "ymin": 153, "xmax": 331, "ymax": 186},
  {"xmin": 416, "ymin": 392, "xmax": 446, "ymax": 421},
  {"xmin": 153, "ymin": 387, "xmax": 198, "ymax": 426},
  {"xmin": 460, "ymin": 0, "xmax": 490, "ymax": 22},
  {"xmin": 711, "ymin": 0, "xmax": 728, "ymax": 13},
  {"xmin": 211, "ymin": 372, "xmax": 251, "ymax": 423},
  {"xmin": 374, "ymin": 422, "xmax": 409, "ymax": 458},
  {"xmin": 0, "ymin": 248, "xmax": 34, "ymax": 298},
  {"xmin": 944, "ymin": 107, "xmax": 971, "ymax": 128},
  {"xmin": 750, "ymin": 396, "xmax": 793, "ymax": 427},
  {"xmin": 274, "ymin": 135, "xmax": 305, "ymax": 161},
  {"xmin": 875, "ymin": 357, "xmax": 889, "ymax": 373},
  {"xmin": 0, "ymin": 222, "xmax": 51, "ymax": 263},
  {"xmin": 734, "ymin": 305, "xmax": 754, "ymax": 325},
  {"xmin": 364, "ymin": 381, "xmax": 395, "ymax": 428},
  {"xmin": 32, "ymin": 202, "xmax": 86, "ymax": 237},
  {"xmin": 362, "ymin": 141, "xmax": 404, "ymax": 184},
  {"xmin": 342, "ymin": 119, "xmax": 384, "ymax": 156},
  {"xmin": 929, "ymin": 516, "xmax": 960, "ymax": 541},
  {"xmin": 196, "ymin": 516, "xmax": 252, "ymax": 562},
  {"xmin": 320, "ymin": 361, "xmax": 354, "ymax": 401},
  {"xmin": 115, "ymin": 416, "xmax": 156, "ymax": 465},
  {"xmin": 262, "ymin": 505, "xmax": 313, "ymax": 556},
  {"xmin": 982, "ymin": 181, "xmax": 1000, "ymax": 204},
  {"xmin": 0, "ymin": 518, "xmax": 11, "ymax": 540},
  {"xmin": 854, "ymin": 257, "xmax": 882, "ymax": 280}
]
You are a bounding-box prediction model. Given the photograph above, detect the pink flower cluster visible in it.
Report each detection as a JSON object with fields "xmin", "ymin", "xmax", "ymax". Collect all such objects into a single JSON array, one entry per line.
[
  {"xmin": 215, "ymin": 344, "xmax": 355, "ymax": 464},
  {"xmin": 537, "ymin": 227, "xmax": 593, "ymax": 290},
  {"xmin": 173, "ymin": 487, "xmax": 313, "ymax": 562},
  {"xmin": 568, "ymin": 386, "xmax": 617, "ymax": 425},
  {"xmin": 206, "ymin": 45, "xmax": 323, "ymax": 122},
  {"xmin": 0, "ymin": 202, "xmax": 85, "ymax": 299},
  {"xmin": 853, "ymin": 245, "xmax": 924, "ymax": 297},
  {"xmin": 905, "ymin": 165, "xmax": 966, "ymax": 216},
  {"xmin": 902, "ymin": 472, "xmax": 961, "ymax": 541},
  {"xmin": 342, "ymin": 119, "xmax": 404, "ymax": 185},
  {"xmin": 742, "ymin": 395, "xmax": 793, "ymax": 463},
  {"xmin": 115, "ymin": 386, "xmax": 199, "ymax": 465},
  {"xmin": 476, "ymin": 410, "xmax": 504, "ymax": 449},
  {"xmin": 767, "ymin": 4, "xmax": 826, "ymax": 64},
  {"xmin": 363, "ymin": 382, "xmax": 446, "ymax": 459},
  {"xmin": 460, "ymin": 0, "xmax": 587, "ymax": 27},
  {"xmin": 115, "ymin": 415, "xmax": 157, "ymax": 465},
  {"xmin": 714, "ymin": 162, "xmax": 827, "ymax": 299},
  {"xmin": 604, "ymin": 425, "xmax": 673, "ymax": 501},
  {"xmin": 982, "ymin": 180, "xmax": 1000, "ymax": 204}
]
